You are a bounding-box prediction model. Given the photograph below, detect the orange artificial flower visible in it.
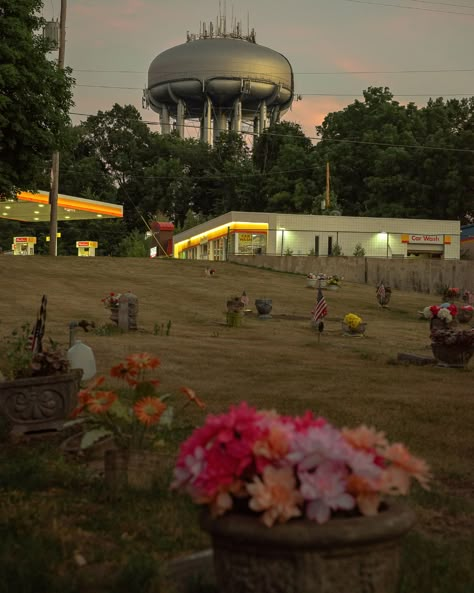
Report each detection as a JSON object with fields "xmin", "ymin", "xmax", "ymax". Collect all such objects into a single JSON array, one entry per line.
[
  {"xmin": 86, "ymin": 391, "xmax": 117, "ymax": 414},
  {"xmin": 180, "ymin": 386, "xmax": 206, "ymax": 409},
  {"xmin": 342, "ymin": 425, "xmax": 388, "ymax": 452},
  {"xmin": 134, "ymin": 397, "xmax": 167, "ymax": 426},
  {"xmin": 384, "ymin": 443, "xmax": 431, "ymax": 490},
  {"xmin": 346, "ymin": 474, "xmax": 381, "ymax": 516},
  {"xmin": 126, "ymin": 353, "xmax": 160, "ymax": 371}
]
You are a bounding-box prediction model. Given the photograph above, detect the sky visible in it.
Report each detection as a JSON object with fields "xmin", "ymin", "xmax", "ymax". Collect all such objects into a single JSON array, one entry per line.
[{"xmin": 41, "ymin": 0, "xmax": 474, "ymax": 141}]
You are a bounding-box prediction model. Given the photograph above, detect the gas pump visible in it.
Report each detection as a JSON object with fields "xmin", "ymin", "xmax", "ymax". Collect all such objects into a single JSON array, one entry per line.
[
  {"xmin": 76, "ymin": 241, "xmax": 98, "ymax": 257},
  {"xmin": 12, "ymin": 237, "xmax": 36, "ymax": 255}
]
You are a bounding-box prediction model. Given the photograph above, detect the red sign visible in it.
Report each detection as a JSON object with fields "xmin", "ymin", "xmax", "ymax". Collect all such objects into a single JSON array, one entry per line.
[
  {"xmin": 77, "ymin": 241, "xmax": 90, "ymax": 247},
  {"xmin": 14, "ymin": 237, "xmax": 28, "ymax": 243}
]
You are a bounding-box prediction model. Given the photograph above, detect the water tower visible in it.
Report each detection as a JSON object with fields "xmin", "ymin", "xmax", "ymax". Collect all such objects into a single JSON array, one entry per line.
[{"xmin": 145, "ymin": 16, "xmax": 294, "ymax": 145}]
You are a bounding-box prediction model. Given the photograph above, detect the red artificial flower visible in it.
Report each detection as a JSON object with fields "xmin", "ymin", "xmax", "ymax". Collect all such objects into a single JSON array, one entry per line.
[{"xmin": 180, "ymin": 386, "xmax": 206, "ymax": 409}]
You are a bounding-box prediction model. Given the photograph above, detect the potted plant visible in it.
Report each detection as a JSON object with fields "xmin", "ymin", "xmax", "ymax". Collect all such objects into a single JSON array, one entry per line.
[
  {"xmin": 342, "ymin": 313, "xmax": 367, "ymax": 336},
  {"xmin": 458, "ymin": 305, "xmax": 474, "ymax": 324},
  {"xmin": 67, "ymin": 352, "xmax": 206, "ymax": 492},
  {"xmin": 420, "ymin": 304, "xmax": 458, "ymax": 330},
  {"xmin": 0, "ymin": 325, "xmax": 82, "ymax": 435},
  {"xmin": 430, "ymin": 327, "xmax": 474, "ymax": 368},
  {"xmin": 171, "ymin": 402, "xmax": 430, "ymax": 593},
  {"xmin": 326, "ymin": 275, "xmax": 341, "ymax": 290},
  {"xmin": 101, "ymin": 291, "xmax": 121, "ymax": 324},
  {"xmin": 306, "ymin": 273, "xmax": 318, "ymax": 289}
]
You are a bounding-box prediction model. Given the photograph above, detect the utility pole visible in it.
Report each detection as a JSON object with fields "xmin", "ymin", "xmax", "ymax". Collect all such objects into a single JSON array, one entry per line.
[{"xmin": 49, "ymin": 0, "xmax": 67, "ymax": 256}]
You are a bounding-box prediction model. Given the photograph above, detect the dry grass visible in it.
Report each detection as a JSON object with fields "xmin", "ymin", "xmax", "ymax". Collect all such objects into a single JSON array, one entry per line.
[{"xmin": 0, "ymin": 256, "xmax": 473, "ymax": 591}]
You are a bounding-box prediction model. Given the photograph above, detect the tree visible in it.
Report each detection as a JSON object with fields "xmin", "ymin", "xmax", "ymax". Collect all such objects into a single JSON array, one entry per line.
[{"xmin": 0, "ymin": 0, "xmax": 74, "ymax": 197}]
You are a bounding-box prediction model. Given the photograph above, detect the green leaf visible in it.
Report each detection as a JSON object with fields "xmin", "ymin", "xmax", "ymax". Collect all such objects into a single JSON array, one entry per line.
[
  {"xmin": 80, "ymin": 428, "xmax": 113, "ymax": 449},
  {"xmin": 62, "ymin": 418, "xmax": 85, "ymax": 428},
  {"xmin": 159, "ymin": 405, "xmax": 174, "ymax": 428},
  {"xmin": 108, "ymin": 399, "xmax": 131, "ymax": 421}
]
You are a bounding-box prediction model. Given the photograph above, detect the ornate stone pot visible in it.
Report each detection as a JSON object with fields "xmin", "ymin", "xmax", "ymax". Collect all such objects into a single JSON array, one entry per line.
[
  {"xmin": 0, "ymin": 370, "xmax": 82, "ymax": 435},
  {"xmin": 255, "ymin": 299, "xmax": 272, "ymax": 319},
  {"xmin": 431, "ymin": 343, "xmax": 473, "ymax": 368},
  {"xmin": 200, "ymin": 504, "xmax": 415, "ymax": 593},
  {"xmin": 306, "ymin": 278, "xmax": 318, "ymax": 288}
]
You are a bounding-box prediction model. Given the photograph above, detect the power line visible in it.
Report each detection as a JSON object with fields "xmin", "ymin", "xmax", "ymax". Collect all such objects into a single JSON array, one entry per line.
[
  {"xmin": 408, "ymin": 0, "xmax": 474, "ymax": 7},
  {"xmin": 74, "ymin": 84, "xmax": 474, "ymax": 97},
  {"xmin": 71, "ymin": 67, "xmax": 474, "ymax": 75},
  {"xmin": 69, "ymin": 111, "xmax": 474, "ymax": 154},
  {"xmin": 339, "ymin": 0, "xmax": 474, "ymax": 15}
]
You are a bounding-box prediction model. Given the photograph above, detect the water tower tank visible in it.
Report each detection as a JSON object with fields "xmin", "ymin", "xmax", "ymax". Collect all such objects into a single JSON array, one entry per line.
[{"xmin": 146, "ymin": 23, "xmax": 294, "ymax": 144}]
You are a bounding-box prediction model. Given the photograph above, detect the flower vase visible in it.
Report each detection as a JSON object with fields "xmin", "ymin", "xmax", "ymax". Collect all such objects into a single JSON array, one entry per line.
[
  {"xmin": 255, "ymin": 299, "xmax": 272, "ymax": 319},
  {"xmin": 458, "ymin": 309, "xmax": 473, "ymax": 324},
  {"xmin": 104, "ymin": 449, "xmax": 166, "ymax": 494},
  {"xmin": 0, "ymin": 369, "xmax": 82, "ymax": 435},
  {"xmin": 200, "ymin": 504, "xmax": 415, "ymax": 593},
  {"xmin": 306, "ymin": 278, "xmax": 318, "ymax": 288},
  {"xmin": 342, "ymin": 322, "xmax": 367, "ymax": 337},
  {"xmin": 431, "ymin": 343, "xmax": 473, "ymax": 368},
  {"xmin": 109, "ymin": 307, "xmax": 119, "ymax": 325},
  {"xmin": 326, "ymin": 284, "xmax": 340, "ymax": 291}
]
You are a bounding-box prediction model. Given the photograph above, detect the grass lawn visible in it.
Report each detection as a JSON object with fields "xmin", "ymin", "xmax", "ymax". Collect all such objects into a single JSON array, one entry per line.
[{"xmin": 0, "ymin": 256, "xmax": 473, "ymax": 593}]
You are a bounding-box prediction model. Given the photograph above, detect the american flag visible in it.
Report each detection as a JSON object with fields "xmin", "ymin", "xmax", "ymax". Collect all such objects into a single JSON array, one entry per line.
[
  {"xmin": 376, "ymin": 283, "xmax": 386, "ymax": 302},
  {"xmin": 311, "ymin": 288, "xmax": 328, "ymax": 322}
]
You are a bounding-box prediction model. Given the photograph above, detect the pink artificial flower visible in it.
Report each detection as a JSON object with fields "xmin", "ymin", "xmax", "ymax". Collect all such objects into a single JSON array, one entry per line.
[
  {"xmin": 281, "ymin": 410, "xmax": 327, "ymax": 432},
  {"xmin": 247, "ymin": 465, "xmax": 303, "ymax": 527},
  {"xmin": 287, "ymin": 423, "xmax": 354, "ymax": 471},
  {"xmin": 299, "ymin": 461, "xmax": 355, "ymax": 524}
]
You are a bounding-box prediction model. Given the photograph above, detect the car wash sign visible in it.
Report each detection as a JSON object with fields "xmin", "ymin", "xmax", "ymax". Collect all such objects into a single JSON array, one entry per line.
[{"xmin": 402, "ymin": 234, "xmax": 450, "ymax": 245}]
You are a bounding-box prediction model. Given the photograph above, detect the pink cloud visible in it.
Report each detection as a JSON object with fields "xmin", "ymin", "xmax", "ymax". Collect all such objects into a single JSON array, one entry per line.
[{"xmin": 283, "ymin": 96, "xmax": 350, "ymax": 140}]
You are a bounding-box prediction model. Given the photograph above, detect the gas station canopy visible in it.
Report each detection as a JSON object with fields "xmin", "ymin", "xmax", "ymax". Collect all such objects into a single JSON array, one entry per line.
[{"xmin": 0, "ymin": 191, "xmax": 123, "ymax": 222}]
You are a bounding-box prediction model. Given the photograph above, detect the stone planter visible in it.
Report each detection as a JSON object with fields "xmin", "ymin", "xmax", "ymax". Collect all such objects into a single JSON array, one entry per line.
[
  {"xmin": 109, "ymin": 307, "xmax": 119, "ymax": 325},
  {"xmin": 0, "ymin": 369, "xmax": 82, "ymax": 435},
  {"xmin": 458, "ymin": 309, "xmax": 473, "ymax": 324},
  {"xmin": 200, "ymin": 503, "xmax": 415, "ymax": 593},
  {"xmin": 104, "ymin": 449, "xmax": 167, "ymax": 493},
  {"xmin": 342, "ymin": 322, "xmax": 367, "ymax": 336},
  {"xmin": 255, "ymin": 299, "xmax": 272, "ymax": 319},
  {"xmin": 431, "ymin": 343, "xmax": 473, "ymax": 368},
  {"xmin": 306, "ymin": 278, "xmax": 318, "ymax": 288},
  {"xmin": 326, "ymin": 284, "xmax": 340, "ymax": 291}
]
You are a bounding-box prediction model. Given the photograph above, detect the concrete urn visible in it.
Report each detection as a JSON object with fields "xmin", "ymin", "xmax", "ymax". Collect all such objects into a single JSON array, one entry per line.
[{"xmin": 200, "ymin": 503, "xmax": 416, "ymax": 593}]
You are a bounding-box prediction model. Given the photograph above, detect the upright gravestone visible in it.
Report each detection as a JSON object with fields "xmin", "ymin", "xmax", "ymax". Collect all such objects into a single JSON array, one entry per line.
[{"xmin": 118, "ymin": 292, "xmax": 138, "ymax": 331}]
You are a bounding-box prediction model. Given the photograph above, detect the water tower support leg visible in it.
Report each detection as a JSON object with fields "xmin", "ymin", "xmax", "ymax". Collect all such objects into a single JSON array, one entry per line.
[
  {"xmin": 231, "ymin": 98, "xmax": 242, "ymax": 132},
  {"xmin": 160, "ymin": 105, "xmax": 171, "ymax": 134},
  {"xmin": 258, "ymin": 102, "xmax": 267, "ymax": 135},
  {"xmin": 176, "ymin": 100, "xmax": 185, "ymax": 138},
  {"xmin": 202, "ymin": 96, "xmax": 213, "ymax": 145}
]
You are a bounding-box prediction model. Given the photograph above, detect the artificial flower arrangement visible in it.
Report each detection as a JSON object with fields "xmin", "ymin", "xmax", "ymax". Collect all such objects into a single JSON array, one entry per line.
[
  {"xmin": 172, "ymin": 402, "xmax": 430, "ymax": 527},
  {"xmin": 101, "ymin": 292, "xmax": 122, "ymax": 310},
  {"xmin": 326, "ymin": 275, "xmax": 342, "ymax": 286},
  {"xmin": 430, "ymin": 327, "xmax": 474, "ymax": 348},
  {"xmin": 307, "ymin": 273, "xmax": 317, "ymax": 280},
  {"xmin": 444, "ymin": 287, "xmax": 460, "ymax": 300},
  {"xmin": 68, "ymin": 352, "xmax": 205, "ymax": 451},
  {"xmin": 343, "ymin": 313, "xmax": 363, "ymax": 330},
  {"xmin": 421, "ymin": 303, "xmax": 457, "ymax": 323}
]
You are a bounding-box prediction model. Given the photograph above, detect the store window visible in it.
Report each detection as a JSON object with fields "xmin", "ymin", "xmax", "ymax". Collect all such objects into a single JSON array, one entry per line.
[{"xmin": 237, "ymin": 233, "xmax": 266, "ymax": 255}]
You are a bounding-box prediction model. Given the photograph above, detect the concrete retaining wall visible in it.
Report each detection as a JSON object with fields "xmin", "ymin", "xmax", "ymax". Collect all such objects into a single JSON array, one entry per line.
[{"xmin": 228, "ymin": 255, "xmax": 473, "ymax": 295}]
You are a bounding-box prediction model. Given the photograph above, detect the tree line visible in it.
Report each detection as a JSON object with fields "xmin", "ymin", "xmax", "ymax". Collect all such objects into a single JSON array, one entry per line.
[{"xmin": 1, "ymin": 1, "xmax": 473, "ymax": 255}]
